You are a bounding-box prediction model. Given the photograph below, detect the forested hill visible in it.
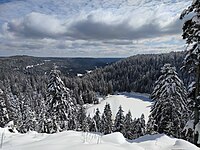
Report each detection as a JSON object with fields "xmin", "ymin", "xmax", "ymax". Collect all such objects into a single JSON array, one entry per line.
[
  {"xmin": 0, "ymin": 55, "xmax": 121, "ymax": 77},
  {"xmin": 78, "ymin": 51, "xmax": 188, "ymax": 96},
  {"xmin": 0, "ymin": 52, "xmax": 187, "ymax": 105}
]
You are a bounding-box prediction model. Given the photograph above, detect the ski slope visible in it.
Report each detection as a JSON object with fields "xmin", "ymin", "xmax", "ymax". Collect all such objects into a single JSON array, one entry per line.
[
  {"xmin": 0, "ymin": 127, "xmax": 199, "ymax": 150},
  {"xmin": 86, "ymin": 92, "xmax": 152, "ymax": 122}
]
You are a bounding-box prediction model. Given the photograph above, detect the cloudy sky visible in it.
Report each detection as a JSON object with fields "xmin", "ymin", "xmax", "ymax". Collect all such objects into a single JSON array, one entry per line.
[{"xmin": 0, "ymin": 0, "xmax": 191, "ymax": 57}]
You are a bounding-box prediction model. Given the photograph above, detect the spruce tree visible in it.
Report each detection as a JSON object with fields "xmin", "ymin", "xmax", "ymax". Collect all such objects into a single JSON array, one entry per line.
[
  {"xmin": 92, "ymin": 108, "xmax": 101, "ymax": 132},
  {"xmin": 124, "ymin": 110, "xmax": 134, "ymax": 139},
  {"xmin": 180, "ymin": 0, "xmax": 200, "ymax": 145},
  {"xmin": 148, "ymin": 64, "xmax": 188, "ymax": 137},
  {"xmin": 101, "ymin": 103, "xmax": 113, "ymax": 134},
  {"xmin": 113, "ymin": 105, "xmax": 125, "ymax": 134},
  {"xmin": 135, "ymin": 114, "xmax": 145, "ymax": 138},
  {"xmin": 46, "ymin": 65, "xmax": 76, "ymax": 133},
  {"xmin": 0, "ymin": 89, "xmax": 9, "ymax": 127},
  {"xmin": 77, "ymin": 105, "xmax": 87, "ymax": 131},
  {"xmin": 82, "ymin": 116, "xmax": 90, "ymax": 132}
]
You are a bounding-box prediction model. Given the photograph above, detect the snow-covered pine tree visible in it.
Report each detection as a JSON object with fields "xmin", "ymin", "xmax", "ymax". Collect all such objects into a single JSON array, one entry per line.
[
  {"xmin": 180, "ymin": 0, "xmax": 200, "ymax": 145},
  {"xmin": 77, "ymin": 105, "xmax": 87, "ymax": 131},
  {"xmin": 148, "ymin": 64, "xmax": 188, "ymax": 138},
  {"xmin": 124, "ymin": 110, "xmax": 133, "ymax": 139},
  {"xmin": 134, "ymin": 114, "xmax": 146, "ymax": 138},
  {"xmin": 113, "ymin": 105, "xmax": 125, "ymax": 134},
  {"xmin": 93, "ymin": 108, "xmax": 101, "ymax": 132},
  {"xmin": 101, "ymin": 103, "xmax": 113, "ymax": 134},
  {"xmin": 46, "ymin": 65, "xmax": 76, "ymax": 133},
  {"xmin": 82, "ymin": 116, "xmax": 90, "ymax": 132},
  {"xmin": 36, "ymin": 94, "xmax": 49, "ymax": 133},
  {"xmin": 0, "ymin": 89, "xmax": 9, "ymax": 127},
  {"xmin": 17, "ymin": 92, "xmax": 36, "ymax": 133}
]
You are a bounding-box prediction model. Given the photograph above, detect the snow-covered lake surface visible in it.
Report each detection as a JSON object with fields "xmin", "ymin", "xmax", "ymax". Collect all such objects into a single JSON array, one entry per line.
[
  {"xmin": 86, "ymin": 92, "xmax": 152, "ymax": 122},
  {"xmin": 0, "ymin": 127, "xmax": 199, "ymax": 150}
]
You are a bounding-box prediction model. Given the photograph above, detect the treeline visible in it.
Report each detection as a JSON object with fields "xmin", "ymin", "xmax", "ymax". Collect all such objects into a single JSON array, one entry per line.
[
  {"xmin": 0, "ymin": 52, "xmax": 189, "ymax": 106},
  {"xmin": 83, "ymin": 104, "xmax": 146, "ymax": 140},
  {"xmin": 64, "ymin": 52, "xmax": 189, "ymax": 103}
]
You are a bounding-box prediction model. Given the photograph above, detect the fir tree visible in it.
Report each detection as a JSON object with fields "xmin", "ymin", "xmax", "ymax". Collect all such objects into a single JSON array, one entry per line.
[
  {"xmin": 0, "ymin": 89, "xmax": 9, "ymax": 127},
  {"xmin": 148, "ymin": 64, "xmax": 188, "ymax": 137},
  {"xmin": 180, "ymin": 0, "xmax": 200, "ymax": 145},
  {"xmin": 124, "ymin": 110, "xmax": 133, "ymax": 139},
  {"xmin": 101, "ymin": 103, "xmax": 113, "ymax": 134},
  {"xmin": 46, "ymin": 65, "xmax": 76, "ymax": 133},
  {"xmin": 82, "ymin": 116, "xmax": 90, "ymax": 132},
  {"xmin": 77, "ymin": 106, "xmax": 87, "ymax": 131},
  {"xmin": 113, "ymin": 105, "xmax": 125, "ymax": 134},
  {"xmin": 135, "ymin": 114, "xmax": 145, "ymax": 138},
  {"xmin": 93, "ymin": 108, "xmax": 101, "ymax": 132}
]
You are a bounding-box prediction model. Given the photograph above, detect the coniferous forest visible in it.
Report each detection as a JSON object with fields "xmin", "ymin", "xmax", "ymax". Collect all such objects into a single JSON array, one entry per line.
[
  {"xmin": 0, "ymin": 51, "xmax": 193, "ymax": 140},
  {"xmin": 1, "ymin": 0, "xmax": 200, "ymax": 148}
]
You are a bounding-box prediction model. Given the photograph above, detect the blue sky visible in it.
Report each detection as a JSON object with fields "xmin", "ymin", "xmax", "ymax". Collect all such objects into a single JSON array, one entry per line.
[{"xmin": 0, "ymin": 0, "xmax": 191, "ymax": 57}]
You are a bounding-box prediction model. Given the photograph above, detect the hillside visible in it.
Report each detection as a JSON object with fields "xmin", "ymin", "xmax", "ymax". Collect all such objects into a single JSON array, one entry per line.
[
  {"xmin": 77, "ymin": 51, "xmax": 187, "ymax": 98},
  {"xmin": 0, "ymin": 56, "xmax": 120, "ymax": 77}
]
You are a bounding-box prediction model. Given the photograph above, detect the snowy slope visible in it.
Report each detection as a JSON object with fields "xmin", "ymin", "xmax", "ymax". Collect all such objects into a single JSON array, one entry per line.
[
  {"xmin": 0, "ymin": 127, "xmax": 199, "ymax": 150},
  {"xmin": 86, "ymin": 92, "xmax": 152, "ymax": 122}
]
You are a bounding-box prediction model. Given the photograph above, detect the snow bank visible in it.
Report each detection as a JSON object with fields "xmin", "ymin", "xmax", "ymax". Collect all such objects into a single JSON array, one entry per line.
[
  {"xmin": 173, "ymin": 139, "xmax": 199, "ymax": 150},
  {"xmin": 0, "ymin": 128, "xmax": 199, "ymax": 150},
  {"xmin": 102, "ymin": 132, "xmax": 126, "ymax": 144}
]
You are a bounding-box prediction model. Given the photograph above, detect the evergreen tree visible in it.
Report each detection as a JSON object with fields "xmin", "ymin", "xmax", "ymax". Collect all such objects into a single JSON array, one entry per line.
[
  {"xmin": 17, "ymin": 93, "xmax": 36, "ymax": 133},
  {"xmin": 113, "ymin": 105, "xmax": 125, "ymax": 134},
  {"xmin": 135, "ymin": 114, "xmax": 145, "ymax": 138},
  {"xmin": 0, "ymin": 89, "xmax": 9, "ymax": 127},
  {"xmin": 101, "ymin": 103, "xmax": 113, "ymax": 134},
  {"xmin": 46, "ymin": 65, "xmax": 76, "ymax": 133},
  {"xmin": 180, "ymin": 0, "xmax": 200, "ymax": 145},
  {"xmin": 36, "ymin": 95, "xmax": 48, "ymax": 133},
  {"xmin": 148, "ymin": 64, "xmax": 188, "ymax": 137},
  {"xmin": 124, "ymin": 110, "xmax": 134, "ymax": 139},
  {"xmin": 82, "ymin": 116, "xmax": 90, "ymax": 132},
  {"xmin": 93, "ymin": 108, "xmax": 101, "ymax": 132}
]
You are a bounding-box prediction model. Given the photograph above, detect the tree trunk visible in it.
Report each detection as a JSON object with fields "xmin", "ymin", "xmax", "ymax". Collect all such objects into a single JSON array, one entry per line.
[{"xmin": 194, "ymin": 64, "xmax": 200, "ymax": 146}]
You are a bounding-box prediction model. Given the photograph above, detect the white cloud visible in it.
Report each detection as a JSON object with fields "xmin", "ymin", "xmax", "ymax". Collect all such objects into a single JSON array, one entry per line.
[
  {"xmin": 0, "ymin": 0, "xmax": 191, "ymax": 57},
  {"xmin": 4, "ymin": 12, "xmax": 67, "ymax": 38}
]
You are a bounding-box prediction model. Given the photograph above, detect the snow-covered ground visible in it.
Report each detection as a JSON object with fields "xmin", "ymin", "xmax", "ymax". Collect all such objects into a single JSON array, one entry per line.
[
  {"xmin": 0, "ymin": 127, "xmax": 199, "ymax": 150},
  {"xmin": 86, "ymin": 92, "xmax": 152, "ymax": 122}
]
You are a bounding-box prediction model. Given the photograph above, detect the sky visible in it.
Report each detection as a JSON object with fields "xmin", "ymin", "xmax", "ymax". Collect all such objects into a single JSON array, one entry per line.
[{"xmin": 0, "ymin": 0, "xmax": 191, "ymax": 57}]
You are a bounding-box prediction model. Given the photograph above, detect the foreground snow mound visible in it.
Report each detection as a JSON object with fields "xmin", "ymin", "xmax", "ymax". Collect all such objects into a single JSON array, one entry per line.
[
  {"xmin": 173, "ymin": 139, "xmax": 199, "ymax": 150},
  {"xmin": 0, "ymin": 128, "xmax": 199, "ymax": 150},
  {"xmin": 86, "ymin": 92, "xmax": 152, "ymax": 122},
  {"xmin": 102, "ymin": 132, "xmax": 126, "ymax": 144}
]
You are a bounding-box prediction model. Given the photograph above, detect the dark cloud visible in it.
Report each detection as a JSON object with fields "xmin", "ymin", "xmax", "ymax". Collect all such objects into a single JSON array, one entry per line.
[
  {"xmin": 68, "ymin": 15, "xmax": 183, "ymax": 40},
  {"xmin": 4, "ymin": 12, "xmax": 183, "ymax": 41}
]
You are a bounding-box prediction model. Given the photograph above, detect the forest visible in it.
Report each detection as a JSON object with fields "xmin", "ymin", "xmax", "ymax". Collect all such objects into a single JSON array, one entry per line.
[{"xmin": 1, "ymin": 0, "xmax": 200, "ymax": 148}]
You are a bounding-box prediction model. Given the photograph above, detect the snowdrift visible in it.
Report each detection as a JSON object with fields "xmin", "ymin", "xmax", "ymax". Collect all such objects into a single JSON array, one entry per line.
[{"xmin": 0, "ymin": 127, "xmax": 199, "ymax": 150}]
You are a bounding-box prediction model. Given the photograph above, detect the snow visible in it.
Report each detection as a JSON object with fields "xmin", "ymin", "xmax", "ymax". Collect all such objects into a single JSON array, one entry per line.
[
  {"xmin": 183, "ymin": 120, "xmax": 194, "ymax": 135},
  {"xmin": 195, "ymin": 122, "xmax": 200, "ymax": 144},
  {"xmin": 86, "ymin": 92, "xmax": 152, "ymax": 122},
  {"xmin": 101, "ymin": 132, "xmax": 126, "ymax": 144},
  {"xmin": 0, "ymin": 128, "xmax": 199, "ymax": 150},
  {"xmin": 86, "ymin": 70, "xmax": 92, "ymax": 74},
  {"xmin": 25, "ymin": 63, "xmax": 44, "ymax": 69},
  {"xmin": 0, "ymin": 89, "xmax": 3, "ymax": 94},
  {"xmin": 77, "ymin": 73, "xmax": 83, "ymax": 77}
]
